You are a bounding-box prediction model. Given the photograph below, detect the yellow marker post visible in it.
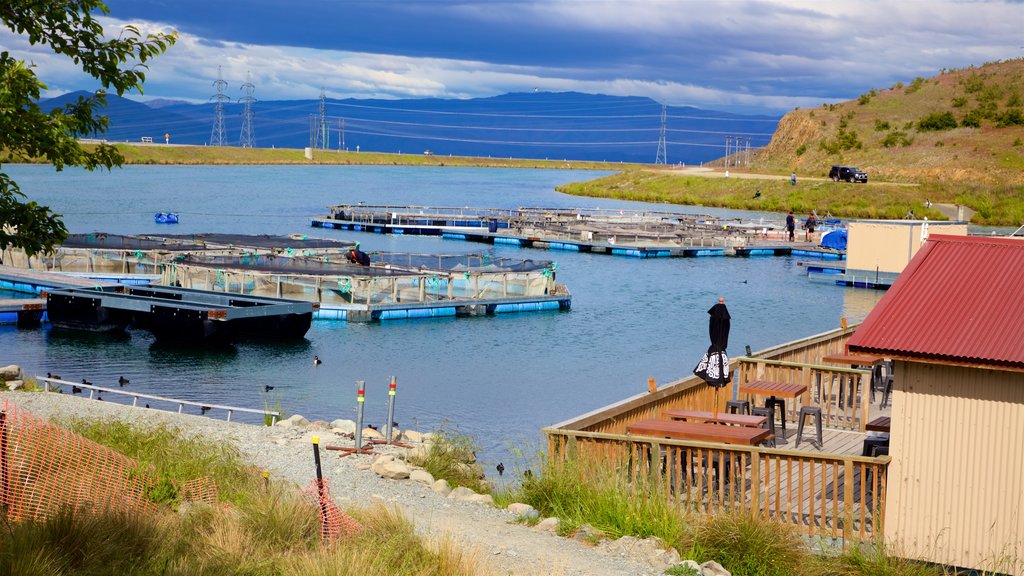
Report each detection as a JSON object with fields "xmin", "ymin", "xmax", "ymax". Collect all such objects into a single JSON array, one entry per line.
[{"xmin": 647, "ymin": 377, "xmax": 657, "ymax": 394}]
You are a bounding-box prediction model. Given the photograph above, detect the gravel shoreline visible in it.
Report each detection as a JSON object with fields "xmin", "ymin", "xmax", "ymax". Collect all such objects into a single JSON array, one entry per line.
[{"xmin": 1, "ymin": 390, "xmax": 666, "ymax": 576}]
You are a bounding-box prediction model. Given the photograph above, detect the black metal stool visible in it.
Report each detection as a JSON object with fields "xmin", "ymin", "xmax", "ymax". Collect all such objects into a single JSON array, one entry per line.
[
  {"xmin": 725, "ymin": 400, "xmax": 750, "ymax": 415},
  {"xmin": 751, "ymin": 406, "xmax": 776, "ymax": 447},
  {"xmin": 765, "ymin": 397, "xmax": 786, "ymax": 435},
  {"xmin": 795, "ymin": 406, "xmax": 823, "ymax": 449}
]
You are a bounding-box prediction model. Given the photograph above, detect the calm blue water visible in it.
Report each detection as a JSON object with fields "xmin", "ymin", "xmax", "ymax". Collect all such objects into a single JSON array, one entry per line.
[{"xmin": 1, "ymin": 164, "xmax": 882, "ymax": 469}]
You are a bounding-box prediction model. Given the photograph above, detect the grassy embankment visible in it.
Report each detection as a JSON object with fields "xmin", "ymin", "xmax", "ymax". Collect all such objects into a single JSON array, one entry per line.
[{"xmin": 0, "ymin": 418, "xmax": 479, "ymax": 576}]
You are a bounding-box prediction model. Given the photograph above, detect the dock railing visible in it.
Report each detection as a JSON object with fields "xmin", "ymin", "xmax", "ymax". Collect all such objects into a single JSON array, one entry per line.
[
  {"xmin": 544, "ymin": 324, "xmax": 888, "ymax": 541},
  {"xmin": 39, "ymin": 377, "xmax": 280, "ymax": 425}
]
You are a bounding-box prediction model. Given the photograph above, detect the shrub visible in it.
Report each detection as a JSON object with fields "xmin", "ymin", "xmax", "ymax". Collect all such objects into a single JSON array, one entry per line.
[
  {"xmin": 858, "ymin": 94, "xmax": 871, "ymax": 105},
  {"xmin": 882, "ymin": 130, "xmax": 913, "ymax": 148},
  {"xmin": 795, "ymin": 144, "xmax": 807, "ymax": 156},
  {"xmin": 917, "ymin": 111, "xmax": 958, "ymax": 131},
  {"xmin": 951, "ymin": 96, "xmax": 967, "ymax": 108},
  {"xmin": 996, "ymin": 108, "xmax": 1024, "ymax": 127},
  {"xmin": 905, "ymin": 77, "xmax": 926, "ymax": 94},
  {"xmin": 892, "ymin": 81, "xmax": 904, "ymax": 90},
  {"xmin": 962, "ymin": 72, "xmax": 985, "ymax": 93},
  {"xmin": 961, "ymin": 109, "xmax": 983, "ymax": 128},
  {"xmin": 1008, "ymin": 91, "xmax": 1022, "ymax": 107},
  {"xmin": 874, "ymin": 119, "xmax": 891, "ymax": 132},
  {"xmin": 407, "ymin": 425, "xmax": 489, "ymax": 493},
  {"xmin": 682, "ymin": 513, "xmax": 808, "ymax": 576}
]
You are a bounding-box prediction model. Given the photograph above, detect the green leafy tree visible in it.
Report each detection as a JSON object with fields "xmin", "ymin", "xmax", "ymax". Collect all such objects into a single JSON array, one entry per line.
[{"xmin": 0, "ymin": 2, "xmax": 176, "ymax": 256}]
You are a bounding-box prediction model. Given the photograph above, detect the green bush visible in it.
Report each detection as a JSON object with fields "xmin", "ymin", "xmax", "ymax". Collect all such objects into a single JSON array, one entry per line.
[
  {"xmin": 951, "ymin": 96, "xmax": 967, "ymax": 108},
  {"xmin": 795, "ymin": 144, "xmax": 807, "ymax": 156},
  {"xmin": 858, "ymin": 94, "xmax": 872, "ymax": 105},
  {"xmin": 961, "ymin": 109, "xmax": 983, "ymax": 128},
  {"xmin": 683, "ymin": 513, "xmax": 808, "ymax": 576},
  {"xmin": 407, "ymin": 426, "xmax": 489, "ymax": 493},
  {"xmin": 905, "ymin": 77, "xmax": 926, "ymax": 94},
  {"xmin": 917, "ymin": 111, "xmax": 958, "ymax": 131},
  {"xmin": 996, "ymin": 108, "xmax": 1024, "ymax": 127},
  {"xmin": 882, "ymin": 130, "xmax": 913, "ymax": 148},
  {"xmin": 874, "ymin": 119, "xmax": 891, "ymax": 132},
  {"xmin": 962, "ymin": 72, "xmax": 985, "ymax": 93}
]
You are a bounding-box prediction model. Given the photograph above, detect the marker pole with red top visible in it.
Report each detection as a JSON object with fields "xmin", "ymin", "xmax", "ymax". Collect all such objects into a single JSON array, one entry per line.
[
  {"xmin": 311, "ymin": 436, "xmax": 328, "ymax": 541},
  {"xmin": 385, "ymin": 376, "xmax": 397, "ymax": 442},
  {"xmin": 354, "ymin": 380, "xmax": 365, "ymax": 450}
]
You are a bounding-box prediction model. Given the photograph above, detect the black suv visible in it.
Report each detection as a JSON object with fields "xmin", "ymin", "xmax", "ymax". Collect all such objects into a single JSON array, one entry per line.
[{"xmin": 829, "ymin": 165, "xmax": 868, "ymax": 183}]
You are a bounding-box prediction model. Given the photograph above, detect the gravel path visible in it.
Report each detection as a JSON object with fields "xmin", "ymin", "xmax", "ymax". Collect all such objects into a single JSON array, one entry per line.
[{"xmin": 0, "ymin": 390, "xmax": 666, "ymax": 576}]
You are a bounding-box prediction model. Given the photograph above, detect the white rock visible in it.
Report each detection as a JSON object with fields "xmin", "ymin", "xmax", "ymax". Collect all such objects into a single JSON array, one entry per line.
[
  {"xmin": 507, "ymin": 503, "xmax": 536, "ymax": 517},
  {"xmin": 0, "ymin": 365, "xmax": 20, "ymax": 381},
  {"xmin": 5, "ymin": 380, "xmax": 24, "ymax": 391},
  {"xmin": 536, "ymin": 517, "xmax": 559, "ymax": 533},
  {"xmin": 329, "ymin": 419, "xmax": 356, "ymax": 434},
  {"xmin": 447, "ymin": 486, "xmax": 477, "ymax": 501},
  {"xmin": 404, "ymin": 445, "xmax": 430, "ymax": 462},
  {"xmin": 371, "ymin": 456, "xmax": 410, "ymax": 480},
  {"xmin": 701, "ymin": 560, "xmax": 731, "ymax": 576},
  {"xmin": 275, "ymin": 414, "xmax": 309, "ymax": 428},
  {"xmin": 431, "ymin": 479, "xmax": 452, "ymax": 496},
  {"xmin": 307, "ymin": 420, "xmax": 331, "ymax": 430},
  {"xmin": 410, "ymin": 469, "xmax": 434, "ymax": 485},
  {"xmin": 354, "ymin": 461, "xmax": 372, "ymax": 471},
  {"xmin": 362, "ymin": 427, "xmax": 383, "ymax": 439},
  {"xmin": 467, "ymin": 493, "xmax": 494, "ymax": 506},
  {"xmin": 403, "ymin": 429, "xmax": 424, "ymax": 443},
  {"xmin": 574, "ymin": 523, "xmax": 603, "ymax": 543},
  {"xmin": 680, "ymin": 560, "xmax": 702, "ymax": 573}
]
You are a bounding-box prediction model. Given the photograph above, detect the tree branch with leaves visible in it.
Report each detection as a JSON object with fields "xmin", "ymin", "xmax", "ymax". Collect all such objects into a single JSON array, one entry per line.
[{"xmin": 0, "ymin": 1, "xmax": 176, "ymax": 256}]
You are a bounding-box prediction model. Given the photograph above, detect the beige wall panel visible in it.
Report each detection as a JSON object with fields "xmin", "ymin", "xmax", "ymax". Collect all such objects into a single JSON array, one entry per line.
[
  {"xmin": 846, "ymin": 222, "xmax": 967, "ymax": 276},
  {"xmin": 885, "ymin": 361, "xmax": 1024, "ymax": 574}
]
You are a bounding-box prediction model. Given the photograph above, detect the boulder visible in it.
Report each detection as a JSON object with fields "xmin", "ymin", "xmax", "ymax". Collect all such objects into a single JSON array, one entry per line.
[
  {"xmin": 307, "ymin": 420, "xmax": 331, "ymax": 430},
  {"xmin": 403, "ymin": 429, "xmax": 425, "ymax": 443},
  {"xmin": 362, "ymin": 427, "xmax": 384, "ymax": 439},
  {"xmin": 410, "ymin": 469, "xmax": 434, "ymax": 485},
  {"xmin": 5, "ymin": 380, "xmax": 23, "ymax": 391},
  {"xmin": 454, "ymin": 462, "xmax": 485, "ymax": 479},
  {"xmin": 447, "ymin": 486, "xmax": 477, "ymax": 501},
  {"xmin": 536, "ymin": 517, "xmax": 559, "ymax": 533},
  {"xmin": 370, "ymin": 455, "xmax": 410, "ymax": 480},
  {"xmin": 507, "ymin": 503, "xmax": 536, "ymax": 517},
  {"xmin": 701, "ymin": 560, "xmax": 731, "ymax": 576},
  {"xmin": 467, "ymin": 493, "xmax": 494, "ymax": 506},
  {"xmin": 329, "ymin": 419, "xmax": 356, "ymax": 434},
  {"xmin": 679, "ymin": 560, "xmax": 702, "ymax": 574},
  {"xmin": 0, "ymin": 365, "xmax": 21, "ymax": 381},
  {"xmin": 573, "ymin": 523, "xmax": 604, "ymax": 544},
  {"xmin": 275, "ymin": 414, "xmax": 309, "ymax": 428},
  {"xmin": 404, "ymin": 444, "xmax": 431, "ymax": 463},
  {"xmin": 431, "ymin": 479, "xmax": 452, "ymax": 496}
]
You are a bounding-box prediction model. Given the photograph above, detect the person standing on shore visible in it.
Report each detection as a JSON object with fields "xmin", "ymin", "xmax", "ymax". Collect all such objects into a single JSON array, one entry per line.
[
  {"xmin": 790, "ymin": 171, "xmax": 797, "ymax": 186},
  {"xmin": 786, "ymin": 211, "xmax": 796, "ymax": 242}
]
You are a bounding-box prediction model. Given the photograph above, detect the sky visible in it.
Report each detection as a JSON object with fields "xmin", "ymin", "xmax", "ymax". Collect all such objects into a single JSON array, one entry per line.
[{"xmin": 2, "ymin": 0, "xmax": 1022, "ymax": 115}]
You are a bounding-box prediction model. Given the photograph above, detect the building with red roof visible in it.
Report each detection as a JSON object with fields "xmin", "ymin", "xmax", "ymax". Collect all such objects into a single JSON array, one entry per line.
[{"xmin": 848, "ymin": 234, "xmax": 1024, "ymax": 573}]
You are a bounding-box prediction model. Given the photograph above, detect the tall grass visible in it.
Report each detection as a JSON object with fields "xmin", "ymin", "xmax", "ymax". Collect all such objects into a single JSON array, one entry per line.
[{"xmin": 407, "ymin": 426, "xmax": 490, "ymax": 493}]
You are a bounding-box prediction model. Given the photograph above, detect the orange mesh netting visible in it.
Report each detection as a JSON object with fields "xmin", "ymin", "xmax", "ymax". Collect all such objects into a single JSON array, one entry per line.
[
  {"xmin": 0, "ymin": 400, "xmax": 216, "ymax": 522},
  {"xmin": 179, "ymin": 476, "xmax": 219, "ymax": 505},
  {"xmin": 303, "ymin": 478, "xmax": 363, "ymax": 542}
]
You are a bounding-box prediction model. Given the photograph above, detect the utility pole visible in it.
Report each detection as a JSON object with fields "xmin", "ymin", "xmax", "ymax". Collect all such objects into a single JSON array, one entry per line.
[
  {"xmin": 338, "ymin": 118, "xmax": 345, "ymax": 151},
  {"xmin": 724, "ymin": 136, "xmax": 732, "ymax": 168},
  {"xmin": 209, "ymin": 66, "xmax": 228, "ymax": 146},
  {"xmin": 655, "ymin": 104, "xmax": 667, "ymax": 164},
  {"xmin": 239, "ymin": 71, "xmax": 256, "ymax": 148}
]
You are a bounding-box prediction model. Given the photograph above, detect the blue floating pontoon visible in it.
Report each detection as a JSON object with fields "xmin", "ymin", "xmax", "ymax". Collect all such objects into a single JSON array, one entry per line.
[{"xmin": 154, "ymin": 212, "xmax": 179, "ymax": 224}]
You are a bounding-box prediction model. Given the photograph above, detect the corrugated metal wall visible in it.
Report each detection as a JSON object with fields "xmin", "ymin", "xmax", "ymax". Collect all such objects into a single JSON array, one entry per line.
[{"xmin": 886, "ymin": 361, "xmax": 1024, "ymax": 574}]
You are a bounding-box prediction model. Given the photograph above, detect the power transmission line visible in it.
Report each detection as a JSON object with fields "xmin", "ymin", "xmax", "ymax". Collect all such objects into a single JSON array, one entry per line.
[
  {"xmin": 316, "ymin": 88, "xmax": 329, "ymax": 149},
  {"xmin": 209, "ymin": 66, "xmax": 229, "ymax": 146},
  {"xmin": 239, "ymin": 71, "xmax": 256, "ymax": 148}
]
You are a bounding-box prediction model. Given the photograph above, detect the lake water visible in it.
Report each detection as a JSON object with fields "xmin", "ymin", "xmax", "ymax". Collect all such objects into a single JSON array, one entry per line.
[{"xmin": 1, "ymin": 164, "xmax": 882, "ymax": 470}]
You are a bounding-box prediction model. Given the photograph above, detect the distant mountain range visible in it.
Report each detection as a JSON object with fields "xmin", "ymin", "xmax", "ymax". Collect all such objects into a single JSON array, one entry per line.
[{"xmin": 42, "ymin": 91, "xmax": 780, "ymax": 164}]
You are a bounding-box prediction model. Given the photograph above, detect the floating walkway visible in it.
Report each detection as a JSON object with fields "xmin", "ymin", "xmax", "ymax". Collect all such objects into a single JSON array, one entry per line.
[
  {"xmin": 313, "ymin": 204, "xmax": 515, "ymax": 235},
  {"xmin": 0, "ymin": 298, "xmax": 45, "ymax": 326}
]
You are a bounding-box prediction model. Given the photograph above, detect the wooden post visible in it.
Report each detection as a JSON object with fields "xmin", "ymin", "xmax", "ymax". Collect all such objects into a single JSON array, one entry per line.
[
  {"xmin": 843, "ymin": 459, "xmax": 855, "ymax": 543},
  {"xmin": 750, "ymin": 448, "xmax": 761, "ymax": 516}
]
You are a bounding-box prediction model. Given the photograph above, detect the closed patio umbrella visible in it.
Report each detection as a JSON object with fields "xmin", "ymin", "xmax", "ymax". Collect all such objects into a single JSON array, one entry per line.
[{"xmin": 693, "ymin": 297, "xmax": 731, "ymax": 417}]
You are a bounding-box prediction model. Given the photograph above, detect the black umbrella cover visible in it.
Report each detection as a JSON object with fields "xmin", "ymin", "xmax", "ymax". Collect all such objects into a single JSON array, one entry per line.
[{"xmin": 708, "ymin": 302, "xmax": 731, "ymax": 352}]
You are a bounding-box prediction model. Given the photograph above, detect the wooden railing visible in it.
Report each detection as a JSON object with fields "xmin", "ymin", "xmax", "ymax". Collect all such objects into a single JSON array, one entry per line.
[
  {"xmin": 735, "ymin": 358, "xmax": 872, "ymax": 431},
  {"xmin": 545, "ymin": 428, "xmax": 889, "ymax": 541}
]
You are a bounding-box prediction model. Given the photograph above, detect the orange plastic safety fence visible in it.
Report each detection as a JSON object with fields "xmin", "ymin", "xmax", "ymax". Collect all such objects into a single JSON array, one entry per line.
[
  {"xmin": 303, "ymin": 479, "xmax": 363, "ymax": 542},
  {"xmin": 0, "ymin": 400, "xmax": 215, "ymax": 523},
  {"xmin": 178, "ymin": 476, "xmax": 219, "ymax": 505}
]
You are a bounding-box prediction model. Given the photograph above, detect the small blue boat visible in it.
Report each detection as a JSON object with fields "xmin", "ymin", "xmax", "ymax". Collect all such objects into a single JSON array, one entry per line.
[{"xmin": 154, "ymin": 212, "xmax": 179, "ymax": 224}]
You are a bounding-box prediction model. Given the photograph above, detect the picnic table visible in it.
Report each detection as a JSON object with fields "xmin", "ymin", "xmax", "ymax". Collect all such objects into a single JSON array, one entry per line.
[
  {"xmin": 626, "ymin": 419, "xmax": 770, "ymax": 446},
  {"xmin": 866, "ymin": 416, "xmax": 891, "ymax": 433},
  {"xmin": 738, "ymin": 380, "xmax": 807, "ymax": 400},
  {"xmin": 663, "ymin": 408, "xmax": 767, "ymax": 428}
]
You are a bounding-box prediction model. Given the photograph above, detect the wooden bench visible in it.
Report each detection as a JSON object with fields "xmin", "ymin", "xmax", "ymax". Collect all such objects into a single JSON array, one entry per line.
[
  {"xmin": 663, "ymin": 408, "xmax": 767, "ymax": 428},
  {"xmin": 865, "ymin": 416, "xmax": 891, "ymax": 433},
  {"xmin": 626, "ymin": 419, "xmax": 771, "ymax": 446}
]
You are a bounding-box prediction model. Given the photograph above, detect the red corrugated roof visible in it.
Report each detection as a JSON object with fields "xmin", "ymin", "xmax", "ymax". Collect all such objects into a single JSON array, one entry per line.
[{"xmin": 848, "ymin": 234, "xmax": 1024, "ymax": 369}]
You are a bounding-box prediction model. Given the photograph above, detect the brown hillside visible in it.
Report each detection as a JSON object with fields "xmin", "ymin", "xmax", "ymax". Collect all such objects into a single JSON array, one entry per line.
[{"xmin": 756, "ymin": 59, "xmax": 1024, "ymax": 186}]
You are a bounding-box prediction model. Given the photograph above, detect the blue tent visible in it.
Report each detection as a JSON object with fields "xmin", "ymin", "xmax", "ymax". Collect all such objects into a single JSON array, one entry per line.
[
  {"xmin": 820, "ymin": 229, "xmax": 847, "ymax": 250},
  {"xmin": 154, "ymin": 212, "xmax": 179, "ymax": 224}
]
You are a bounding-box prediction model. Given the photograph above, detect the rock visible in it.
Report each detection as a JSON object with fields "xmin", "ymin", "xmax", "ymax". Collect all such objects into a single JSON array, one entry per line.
[
  {"xmin": 410, "ymin": 469, "xmax": 434, "ymax": 485},
  {"xmin": 467, "ymin": 493, "xmax": 494, "ymax": 506},
  {"xmin": 431, "ymin": 479, "xmax": 452, "ymax": 496},
  {"xmin": 354, "ymin": 461, "xmax": 372, "ymax": 471},
  {"xmin": 507, "ymin": 503, "xmax": 536, "ymax": 517},
  {"xmin": 275, "ymin": 414, "xmax": 309, "ymax": 428},
  {"xmin": 370, "ymin": 455, "xmax": 410, "ymax": 480},
  {"xmin": 403, "ymin": 429, "xmax": 424, "ymax": 443},
  {"xmin": 447, "ymin": 486, "xmax": 477, "ymax": 501},
  {"xmin": 404, "ymin": 444, "xmax": 431, "ymax": 463},
  {"xmin": 0, "ymin": 365, "xmax": 20, "ymax": 381},
  {"xmin": 679, "ymin": 560, "xmax": 702, "ymax": 574},
  {"xmin": 535, "ymin": 517, "xmax": 559, "ymax": 533},
  {"xmin": 573, "ymin": 523, "xmax": 603, "ymax": 544},
  {"xmin": 273, "ymin": 438, "xmax": 289, "ymax": 446},
  {"xmin": 5, "ymin": 380, "xmax": 23, "ymax": 391},
  {"xmin": 307, "ymin": 420, "xmax": 331, "ymax": 430},
  {"xmin": 329, "ymin": 419, "xmax": 356, "ymax": 434},
  {"xmin": 454, "ymin": 462, "xmax": 485, "ymax": 479},
  {"xmin": 701, "ymin": 560, "xmax": 731, "ymax": 576},
  {"xmin": 362, "ymin": 427, "xmax": 383, "ymax": 439}
]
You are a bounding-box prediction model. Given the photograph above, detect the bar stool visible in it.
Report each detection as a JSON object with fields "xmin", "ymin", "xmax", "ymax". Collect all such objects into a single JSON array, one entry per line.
[
  {"xmin": 765, "ymin": 398, "xmax": 786, "ymax": 435},
  {"xmin": 795, "ymin": 406, "xmax": 823, "ymax": 449},
  {"xmin": 751, "ymin": 406, "xmax": 776, "ymax": 447},
  {"xmin": 725, "ymin": 400, "xmax": 750, "ymax": 415}
]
